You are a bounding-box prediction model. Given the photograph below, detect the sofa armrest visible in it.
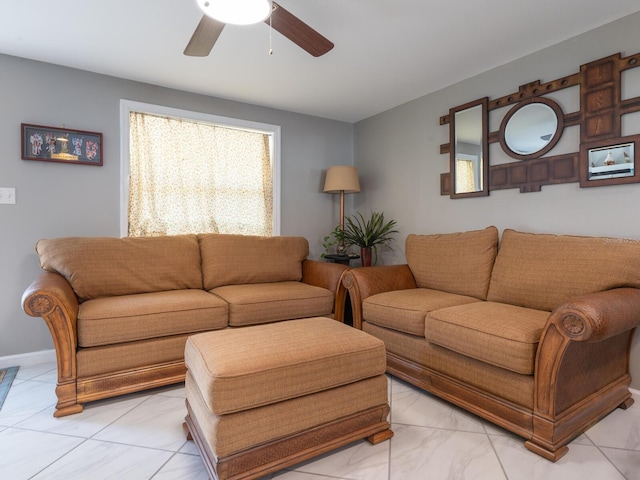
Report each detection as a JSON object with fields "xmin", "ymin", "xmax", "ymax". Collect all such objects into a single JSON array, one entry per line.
[
  {"xmin": 21, "ymin": 271, "xmax": 82, "ymax": 416},
  {"xmin": 301, "ymin": 259, "xmax": 348, "ymax": 294},
  {"xmin": 302, "ymin": 260, "xmax": 349, "ymax": 319},
  {"xmin": 341, "ymin": 265, "xmax": 417, "ymax": 329},
  {"xmin": 546, "ymin": 287, "xmax": 640, "ymax": 343},
  {"xmin": 529, "ymin": 287, "xmax": 640, "ymax": 457}
]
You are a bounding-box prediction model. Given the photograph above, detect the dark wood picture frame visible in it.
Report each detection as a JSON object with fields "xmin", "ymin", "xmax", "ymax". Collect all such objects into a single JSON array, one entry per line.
[
  {"xmin": 579, "ymin": 134, "xmax": 639, "ymax": 188},
  {"xmin": 21, "ymin": 123, "xmax": 103, "ymax": 166}
]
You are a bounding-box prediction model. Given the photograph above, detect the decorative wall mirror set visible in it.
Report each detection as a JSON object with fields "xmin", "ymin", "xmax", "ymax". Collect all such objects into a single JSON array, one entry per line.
[{"xmin": 440, "ymin": 51, "xmax": 640, "ymax": 198}]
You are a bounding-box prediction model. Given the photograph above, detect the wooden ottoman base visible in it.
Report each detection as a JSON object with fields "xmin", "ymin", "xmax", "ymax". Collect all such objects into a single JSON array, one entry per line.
[{"xmin": 184, "ymin": 401, "xmax": 392, "ymax": 480}]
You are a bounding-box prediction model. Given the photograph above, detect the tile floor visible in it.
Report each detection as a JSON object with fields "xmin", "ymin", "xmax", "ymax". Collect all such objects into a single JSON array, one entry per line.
[{"xmin": 1, "ymin": 360, "xmax": 639, "ymax": 479}]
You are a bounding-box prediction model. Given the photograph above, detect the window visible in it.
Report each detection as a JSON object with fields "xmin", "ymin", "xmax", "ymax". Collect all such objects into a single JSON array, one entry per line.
[{"xmin": 120, "ymin": 101, "xmax": 280, "ymax": 237}]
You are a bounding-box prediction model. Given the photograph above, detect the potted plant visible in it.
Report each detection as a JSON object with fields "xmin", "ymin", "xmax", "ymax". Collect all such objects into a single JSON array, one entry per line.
[
  {"xmin": 320, "ymin": 225, "xmax": 344, "ymax": 258},
  {"xmin": 342, "ymin": 211, "xmax": 398, "ymax": 266}
]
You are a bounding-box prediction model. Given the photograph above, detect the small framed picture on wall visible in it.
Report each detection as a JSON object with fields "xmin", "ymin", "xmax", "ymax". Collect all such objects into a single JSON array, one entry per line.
[
  {"xmin": 21, "ymin": 123, "xmax": 103, "ymax": 166},
  {"xmin": 579, "ymin": 134, "xmax": 639, "ymax": 187}
]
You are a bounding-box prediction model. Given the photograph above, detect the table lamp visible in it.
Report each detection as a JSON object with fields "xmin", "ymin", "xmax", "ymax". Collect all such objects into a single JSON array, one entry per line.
[{"xmin": 323, "ymin": 166, "xmax": 360, "ymax": 255}]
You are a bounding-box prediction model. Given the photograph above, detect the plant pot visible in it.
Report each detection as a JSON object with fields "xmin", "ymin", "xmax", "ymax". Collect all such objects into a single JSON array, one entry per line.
[{"xmin": 360, "ymin": 247, "xmax": 373, "ymax": 267}]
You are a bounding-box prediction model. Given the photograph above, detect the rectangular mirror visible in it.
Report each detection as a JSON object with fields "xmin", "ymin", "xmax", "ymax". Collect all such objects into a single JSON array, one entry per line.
[{"xmin": 450, "ymin": 98, "xmax": 489, "ymax": 198}]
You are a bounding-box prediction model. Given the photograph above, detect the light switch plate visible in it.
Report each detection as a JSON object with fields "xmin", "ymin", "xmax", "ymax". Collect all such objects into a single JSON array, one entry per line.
[{"xmin": 0, "ymin": 187, "xmax": 16, "ymax": 204}]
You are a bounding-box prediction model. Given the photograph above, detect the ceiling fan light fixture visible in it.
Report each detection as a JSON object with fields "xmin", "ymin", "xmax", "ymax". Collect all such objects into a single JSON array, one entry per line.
[{"xmin": 196, "ymin": 0, "xmax": 272, "ymax": 25}]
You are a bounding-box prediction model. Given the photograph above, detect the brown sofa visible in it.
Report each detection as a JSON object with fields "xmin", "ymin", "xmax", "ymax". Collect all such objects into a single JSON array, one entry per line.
[
  {"xmin": 22, "ymin": 233, "xmax": 347, "ymax": 418},
  {"xmin": 338, "ymin": 226, "xmax": 640, "ymax": 461}
]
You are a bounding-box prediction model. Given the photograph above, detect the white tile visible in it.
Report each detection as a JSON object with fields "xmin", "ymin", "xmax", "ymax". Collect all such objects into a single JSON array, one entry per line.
[
  {"xmin": 0, "ymin": 428, "xmax": 83, "ymax": 479},
  {"xmin": 271, "ymin": 470, "xmax": 351, "ymax": 479},
  {"xmin": 31, "ymin": 439, "xmax": 173, "ymax": 480},
  {"xmin": 491, "ymin": 434, "xmax": 625, "ymax": 480},
  {"xmin": 391, "ymin": 379, "xmax": 484, "ymax": 433},
  {"xmin": 0, "ymin": 380, "xmax": 57, "ymax": 426},
  {"xmin": 389, "ymin": 424, "xmax": 506, "ymax": 480},
  {"xmin": 153, "ymin": 383, "xmax": 186, "ymax": 399},
  {"xmin": 16, "ymin": 392, "xmax": 150, "ymax": 437},
  {"xmin": 179, "ymin": 438, "xmax": 200, "ymax": 456},
  {"xmin": 153, "ymin": 452, "xmax": 209, "ymax": 479},
  {"xmin": 585, "ymin": 406, "xmax": 640, "ymax": 450},
  {"xmin": 601, "ymin": 447, "xmax": 640, "ymax": 480},
  {"xmin": 14, "ymin": 361, "xmax": 57, "ymax": 380},
  {"xmin": 93, "ymin": 395, "xmax": 188, "ymax": 451},
  {"xmin": 4, "ymin": 358, "xmax": 639, "ymax": 480},
  {"xmin": 30, "ymin": 368, "xmax": 59, "ymax": 384},
  {"xmin": 291, "ymin": 438, "xmax": 390, "ymax": 480}
]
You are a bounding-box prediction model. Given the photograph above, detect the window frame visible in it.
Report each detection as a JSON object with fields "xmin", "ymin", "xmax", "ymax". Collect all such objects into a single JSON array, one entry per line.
[{"xmin": 119, "ymin": 100, "xmax": 281, "ymax": 237}]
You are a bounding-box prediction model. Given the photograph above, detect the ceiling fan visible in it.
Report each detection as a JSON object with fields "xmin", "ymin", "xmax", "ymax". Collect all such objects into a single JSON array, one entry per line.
[{"xmin": 184, "ymin": 0, "xmax": 334, "ymax": 57}]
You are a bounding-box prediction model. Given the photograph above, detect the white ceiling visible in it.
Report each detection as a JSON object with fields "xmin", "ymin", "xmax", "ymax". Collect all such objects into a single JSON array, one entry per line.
[{"xmin": 1, "ymin": 0, "xmax": 639, "ymax": 123}]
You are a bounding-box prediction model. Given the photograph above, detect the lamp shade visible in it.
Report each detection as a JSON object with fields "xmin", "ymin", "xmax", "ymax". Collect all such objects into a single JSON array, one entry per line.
[
  {"xmin": 196, "ymin": 0, "xmax": 272, "ymax": 25},
  {"xmin": 323, "ymin": 166, "xmax": 361, "ymax": 194}
]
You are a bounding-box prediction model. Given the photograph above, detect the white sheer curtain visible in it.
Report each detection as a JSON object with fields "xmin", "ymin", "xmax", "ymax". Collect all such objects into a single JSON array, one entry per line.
[
  {"xmin": 128, "ymin": 112, "xmax": 273, "ymax": 237},
  {"xmin": 455, "ymin": 158, "xmax": 476, "ymax": 193}
]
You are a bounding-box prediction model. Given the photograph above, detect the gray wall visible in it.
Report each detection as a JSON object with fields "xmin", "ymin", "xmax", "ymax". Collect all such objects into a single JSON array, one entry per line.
[
  {"xmin": 354, "ymin": 11, "xmax": 640, "ymax": 388},
  {"xmin": 0, "ymin": 54, "xmax": 353, "ymax": 357}
]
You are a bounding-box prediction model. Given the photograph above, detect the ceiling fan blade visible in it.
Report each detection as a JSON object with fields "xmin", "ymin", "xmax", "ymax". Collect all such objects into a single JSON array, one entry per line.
[
  {"xmin": 184, "ymin": 15, "xmax": 225, "ymax": 57},
  {"xmin": 267, "ymin": 3, "xmax": 334, "ymax": 57}
]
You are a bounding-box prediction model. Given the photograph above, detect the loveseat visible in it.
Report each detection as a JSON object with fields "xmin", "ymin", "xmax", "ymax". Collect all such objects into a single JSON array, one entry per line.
[
  {"xmin": 22, "ymin": 233, "xmax": 348, "ymax": 418},
  {"xmin": 338, "ymin": 226, "xmax": 640, "ymax": 461}
]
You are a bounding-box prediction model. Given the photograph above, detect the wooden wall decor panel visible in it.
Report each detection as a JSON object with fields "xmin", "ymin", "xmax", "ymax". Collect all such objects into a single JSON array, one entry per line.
[
  {"xmin": 585, "ymin": 114, "xmax": 616, "ymax": 139},
  {"xmin": 440, "ymin": 173, "xmax": 452, "ymax": 196},
  {"xmin": 580, "ymin": 53, "xmax": 621, "ymax": 143},
  {"xmin": 440, "ymin": 51, "xmax": 640, "ymax": 195},
  {"xmin": 489, "ymin": 167, "xmax": 508, "ymax": 187},
  {"xmin": 489, "ymin": 154, "xmax": 579, "ymax": 193}
]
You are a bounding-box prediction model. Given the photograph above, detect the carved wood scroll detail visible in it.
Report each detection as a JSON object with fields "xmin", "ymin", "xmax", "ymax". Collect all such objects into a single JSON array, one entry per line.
[
  {"xmin": 28, "ymin": 295, "xmax": 53, "ymax": 315},
  {"xmin": 440, "ymin": 52, "xmax": 640, "ymax": 195},
  {"xmin": 561, "ymin": 314, "xmax": 585, "ymax": 337}
]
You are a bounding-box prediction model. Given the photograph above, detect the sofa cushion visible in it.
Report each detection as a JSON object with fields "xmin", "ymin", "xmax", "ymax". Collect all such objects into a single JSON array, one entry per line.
[
  {"xmin": 487, "ymin": 229, "xmax": 640, "ymax": 312},
  {"xmin": 405, "ymin": 226, "xmax": 498, "ymax": 300},
  {"xmin": 77, "ymin": 290, "xmax": 229, "ymax": 347},
  {"xmin": 363, "ymin": 288, "xmax": 482, "ymax": 337},
  {"xmin": 184, "ymin": 317, "xmax": 387, "ymax": 415},
  {"xmin": 362, "ymin": 322, "xmax": 534, "ymax": 409},
  {"xmin": 425, "ymin": 302, "xmax": 550, "ymax": 375},
  {"xmin": 36, "ymin": 235, "xmax": 202, "ymax": 301},
  {"xmin": 199, "ymin": 234, "xmax": 309, "ymax": 290},
  {"xmin": 211, "ymin": 281, "xmax": 334, "ymax": 326}
]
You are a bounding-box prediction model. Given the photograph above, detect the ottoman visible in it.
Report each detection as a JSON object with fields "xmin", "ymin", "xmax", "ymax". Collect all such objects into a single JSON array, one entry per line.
[{"xmin": 183, "ymin": 316, "xmax": 393, "ymax": 480}]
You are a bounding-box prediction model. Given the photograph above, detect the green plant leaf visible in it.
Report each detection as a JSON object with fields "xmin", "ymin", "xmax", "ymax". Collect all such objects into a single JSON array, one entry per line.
[{"xmin": 342, "ymin": 211, "xmax": 398, "ymax": 248}]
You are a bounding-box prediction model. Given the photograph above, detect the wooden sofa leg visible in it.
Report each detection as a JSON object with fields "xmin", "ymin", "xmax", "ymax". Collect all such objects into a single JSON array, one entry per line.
[
  {"xmin": 618, "ymin": 397, "xmax": 635, "ymax": 410},
  {"xmin": 53, "ymin": 404, "xmax": 83, "ymax": 418},
  {"xmin": 524, "ymin": 440, "xmax": 569, "ymax": 462},
  {"xmin": 52, "ymin": 382, "xmax": 83, "ymax": 418},
  {"xmin": 183, "ymin": 422, "xmax": 193, "ymax": 441},
  {"xmin": 367, "ymin": 429, "xmax": 394, "ymax": 445}
]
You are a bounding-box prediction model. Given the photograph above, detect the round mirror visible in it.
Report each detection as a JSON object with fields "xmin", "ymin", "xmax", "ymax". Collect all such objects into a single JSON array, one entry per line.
[{"xmin": 500, "ymin": 98, "xmax": 564, "ymax": 160}]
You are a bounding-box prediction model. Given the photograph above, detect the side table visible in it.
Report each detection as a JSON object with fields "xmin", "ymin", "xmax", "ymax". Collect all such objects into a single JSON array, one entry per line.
[
  {"xmin": 324, "ymin": 253, "xmax": 360, "ymax": 266},
  {"xmin": 324, "ymin": 254, "xmax": 359, "ymax": 327}
]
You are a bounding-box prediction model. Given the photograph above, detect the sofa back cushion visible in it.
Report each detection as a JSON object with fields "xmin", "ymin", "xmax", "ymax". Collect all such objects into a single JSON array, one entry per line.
[
  {"xmin": 487, "ymin": 229, "xmax": 640, "ymax": 311},
  {"xmin": 37, "ymin": 235, "xmax": 203, "ymax": 301},
  {"xmin": 405, "ymin": 226, "xmax": 499, "ymax": 300},
  {"xmin": 199, "ymin": 234, "xmax": 309, "ymax": 290}
]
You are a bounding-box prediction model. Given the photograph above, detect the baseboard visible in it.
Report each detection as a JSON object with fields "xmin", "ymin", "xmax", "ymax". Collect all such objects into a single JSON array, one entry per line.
[
  {"xmin": 0, "ymin": 349, "xmax": 56, "ymax": 369},
  {"xmin": 631, "ymin": 387, "xmax": 639, "ymax": 398}
]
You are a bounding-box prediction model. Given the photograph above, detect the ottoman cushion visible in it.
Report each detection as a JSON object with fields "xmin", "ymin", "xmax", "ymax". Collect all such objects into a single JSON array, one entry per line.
[{"xmin": 184, "ymin": 317, "xmax": 387, "ymax": 415}]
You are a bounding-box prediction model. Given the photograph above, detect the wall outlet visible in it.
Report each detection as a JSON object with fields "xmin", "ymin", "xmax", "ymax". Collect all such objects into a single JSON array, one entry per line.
[{"xmin": 0, "ymin": 187, "xmax": 16, "ymax": 204}]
